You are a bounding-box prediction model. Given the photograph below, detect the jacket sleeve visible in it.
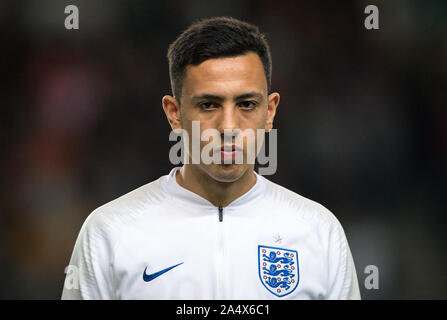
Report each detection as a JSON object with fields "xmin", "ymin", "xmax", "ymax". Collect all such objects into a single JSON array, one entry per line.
[
  {"xmin": 61, "ymin": 210, "xmax": 116, "ymax": 300},
  {"xmin": 326, "ymin": 218, "xmax": 361, "ymax": 300}
]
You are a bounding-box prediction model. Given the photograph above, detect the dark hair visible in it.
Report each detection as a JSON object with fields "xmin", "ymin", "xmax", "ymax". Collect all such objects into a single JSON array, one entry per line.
[{"xmin": 167, "ymin": 16, "xmax": 272, "ymax": 100}]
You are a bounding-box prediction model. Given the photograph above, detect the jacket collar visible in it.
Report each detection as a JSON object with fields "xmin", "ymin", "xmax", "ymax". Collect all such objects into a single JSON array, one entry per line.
[{"xmin": 163, "ymin": 167, "xmax": 265, "ymax": 210}]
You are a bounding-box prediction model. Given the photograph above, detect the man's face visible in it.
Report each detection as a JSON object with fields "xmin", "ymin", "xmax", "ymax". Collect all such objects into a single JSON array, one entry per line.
[{"xmin": 169, "ymin": 52, "xmax": 279, "ymax": 183}]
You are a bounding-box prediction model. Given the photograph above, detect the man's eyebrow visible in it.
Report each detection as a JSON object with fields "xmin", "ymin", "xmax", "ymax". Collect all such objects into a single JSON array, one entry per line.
[
  {"xmin": 234, "ymin": 92, "xmax": 264, "ymax": 101},
  {"xmin": 191, "ymin": 94, "xmax": 225, "ymax": 103},
  {"xmin": 191, "ymin": 92, "xmax": 265, "ymax": 103}
]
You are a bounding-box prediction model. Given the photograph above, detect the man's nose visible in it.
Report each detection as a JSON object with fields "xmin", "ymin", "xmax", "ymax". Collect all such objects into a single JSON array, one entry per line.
[{"xmin": 217, "ymin": 104, "xmax": 240, "ymax": 134}]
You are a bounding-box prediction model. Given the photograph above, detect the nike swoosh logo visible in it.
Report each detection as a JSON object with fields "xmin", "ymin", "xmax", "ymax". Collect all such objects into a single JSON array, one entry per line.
[{"xmin": 142, "ymin": 262, "xmax": 184, "ymax": 282}]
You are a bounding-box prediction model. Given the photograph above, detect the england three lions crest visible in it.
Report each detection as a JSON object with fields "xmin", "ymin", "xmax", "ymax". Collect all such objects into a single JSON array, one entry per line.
[{"xmin": 258, "ymin": 245, "xmax": 299, "ymax": 297}]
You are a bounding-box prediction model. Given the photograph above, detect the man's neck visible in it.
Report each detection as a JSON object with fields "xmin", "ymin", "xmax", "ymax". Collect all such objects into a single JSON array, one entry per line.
[{"xmin": 175, "ymin": 164, "xmax": 257, "ymax": 207}]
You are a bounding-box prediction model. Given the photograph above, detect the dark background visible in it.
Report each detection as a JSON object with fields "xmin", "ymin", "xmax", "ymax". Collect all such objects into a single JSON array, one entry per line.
[{"xmin": 1, "ymin": 0, "xmax": 446, "ymax": 299}]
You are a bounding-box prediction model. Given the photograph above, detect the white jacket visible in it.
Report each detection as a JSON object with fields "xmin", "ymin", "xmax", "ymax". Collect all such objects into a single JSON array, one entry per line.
[{"xmin": 62, "ymin": 167, "xmax": 360, "ymax": 300}]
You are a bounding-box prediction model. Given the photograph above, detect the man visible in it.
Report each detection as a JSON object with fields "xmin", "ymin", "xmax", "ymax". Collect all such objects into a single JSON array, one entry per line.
[{"xmin": 62, "ymin": 17, "xmax": 360, "ymax": 299}]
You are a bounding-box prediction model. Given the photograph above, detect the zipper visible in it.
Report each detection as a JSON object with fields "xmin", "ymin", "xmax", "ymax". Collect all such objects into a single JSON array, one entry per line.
[
  {"xmin": 218, "ymin": 206, "xmax": 223, "ymax": 222},
  {"xmin": 216, "ymin": 205, "xmax": 225, "ymax": 299}
]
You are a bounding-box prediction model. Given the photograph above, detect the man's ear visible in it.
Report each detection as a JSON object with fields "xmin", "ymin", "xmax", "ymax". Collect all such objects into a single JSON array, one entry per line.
[
  {"xmin": 265, "ymin": 92, "xmax": 280, "ymax": 132},
  {"xmin": 162, "ymin": 95, "xmax": 182, "ymax": 130}
]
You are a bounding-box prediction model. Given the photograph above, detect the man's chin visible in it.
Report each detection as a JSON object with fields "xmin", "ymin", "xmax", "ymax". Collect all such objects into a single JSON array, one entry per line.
[{"xmin": 205, "ymin": 163, "xmax": 249, "ymax": 183}]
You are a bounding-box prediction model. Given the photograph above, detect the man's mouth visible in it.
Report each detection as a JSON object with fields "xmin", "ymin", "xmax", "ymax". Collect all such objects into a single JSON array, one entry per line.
[{"xmin": 215, "ymin": 145, "xmax": 243, "ymax": 160}]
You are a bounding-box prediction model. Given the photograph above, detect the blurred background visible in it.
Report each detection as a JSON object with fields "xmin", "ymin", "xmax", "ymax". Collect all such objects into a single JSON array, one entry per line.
[{"xmin": 1, "ymin": 0, "xmax": 446, "ymax": 299}]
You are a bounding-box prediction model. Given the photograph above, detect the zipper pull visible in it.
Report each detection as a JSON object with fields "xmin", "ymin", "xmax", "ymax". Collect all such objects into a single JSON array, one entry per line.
[{"xmin": 218, "ymin": 206, "xmax": 223, "ymax": 222}]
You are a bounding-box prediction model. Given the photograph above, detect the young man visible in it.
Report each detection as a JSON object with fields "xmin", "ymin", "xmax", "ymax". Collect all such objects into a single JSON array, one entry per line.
[{"xmin": 62, "ymin": 17, "xmax": 360, "ymax": 299}]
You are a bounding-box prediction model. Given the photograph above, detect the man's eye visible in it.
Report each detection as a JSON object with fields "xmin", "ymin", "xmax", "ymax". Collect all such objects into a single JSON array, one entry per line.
[
  {"xmin": 200, "ymin": 102, "xmax": 217, "ymax": 110},
  {"xmin": 239, "ymin": 101, "xmax": 257, "ymax": 110}
]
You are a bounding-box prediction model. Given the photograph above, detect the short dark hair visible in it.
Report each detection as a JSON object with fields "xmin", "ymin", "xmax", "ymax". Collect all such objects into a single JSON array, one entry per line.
[{"xmin": 167, "ymin": 16, "xmax": 272, "ymax": 100}]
